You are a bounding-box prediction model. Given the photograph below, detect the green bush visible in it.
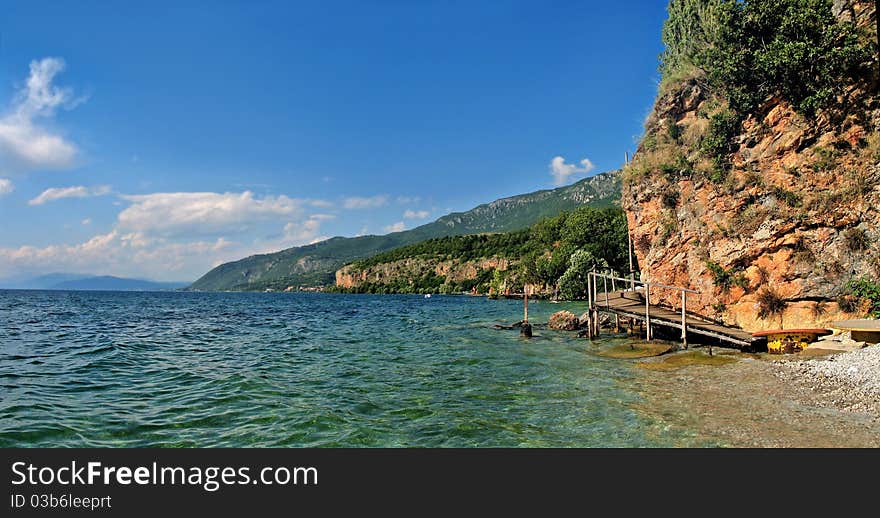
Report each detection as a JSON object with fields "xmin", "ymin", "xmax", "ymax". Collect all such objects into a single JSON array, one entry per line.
[
  {"xmin": 662, "ymin": 0, "xmax": 872, "ymax": 116},
  {"xmin": 558, "ymin": 250, "xmax": 609, "ymax": 300},
  {"xmin": 701, "ymin": 110, "xmax": 740, "ymax": 182},
  {"xmin": 706, "ymin": 260, "xmax": 748, "ymax": 293},
  {"xmin": 847, "ymin": 278, "xmax": 880, "ymax": 318}
]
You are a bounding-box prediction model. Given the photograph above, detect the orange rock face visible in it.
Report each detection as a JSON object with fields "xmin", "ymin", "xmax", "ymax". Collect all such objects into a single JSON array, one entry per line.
[{"xmin": 622, "ymin": 18, "xmax": 880, "ymax": 332}]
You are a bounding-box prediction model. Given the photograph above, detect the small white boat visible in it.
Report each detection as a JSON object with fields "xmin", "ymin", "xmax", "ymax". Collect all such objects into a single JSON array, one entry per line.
[{"xmin": 424, "ymin": 294, "xmax": 431, "ymax": 299}]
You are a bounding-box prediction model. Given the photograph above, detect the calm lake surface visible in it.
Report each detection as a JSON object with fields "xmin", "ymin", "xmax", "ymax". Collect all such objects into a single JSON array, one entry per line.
[{"xmin": 0, "ymin": 290, "xmax": 716, "ymax": 447}]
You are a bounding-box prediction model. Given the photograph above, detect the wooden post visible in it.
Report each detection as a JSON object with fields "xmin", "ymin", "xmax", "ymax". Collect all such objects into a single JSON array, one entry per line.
[
  {"xmin": 603, "ymin": 275, "xmax": 609, "ymax": 308},
  {"xmin": 521, "ymin": 284, "xmax": 532, "ymax": 338},
  {"xmin": 587, "ymin": 273, "xmax": 593, "ymax": 311},
  {"xmin": 644, "ymin": 286, "xmax": 650, "ymax": 340},
  {"xmin": 586, "ymin": 274, "xmax": 593, "ymax": 339},
  {"xmin": 681, "ymin": 290, "xmax": 688, "ymax": 349},
  {"xmin": 628, "ymin": 225, "xmax": 635, "ymax": 292}
]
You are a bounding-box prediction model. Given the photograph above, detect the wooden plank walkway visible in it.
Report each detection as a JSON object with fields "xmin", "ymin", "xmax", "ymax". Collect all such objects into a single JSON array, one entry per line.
[{"xmin": 597, "ymin": 290, "xmax": 758, "ymax": 350}]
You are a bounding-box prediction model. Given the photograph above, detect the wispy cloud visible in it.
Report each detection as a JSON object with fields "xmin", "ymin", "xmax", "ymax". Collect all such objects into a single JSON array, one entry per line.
[
  {"xmin": 117, "ymin": 191, "xmax": 303, "ymax": 237},
  {"xmin": 81, "ymin": 218, "xmax": 91, "ymax": 225},
  {"xmin": 396, "ymin": 196, "xmax": 421, "ymax": 205},
  {"xmin": 343, "ymin": 195, "xmax": 388, "ymax": 209},
  {"xmin": 549, "ymin": 155, "xmax": 595, "ymax": 186},
  {"xmin": 0, "ymin": 58, "xmax": 82, "ymax": 174},
  {"xmin": 0, "ymin": 231, "xmax": 235, "ymax": 281},
  {"xmin": 28, "ymin": 185, "xmax": 111, "ymax": 205},
  {"xmin": 0, "ymin": 179, "xmax": 13, "ymax": 196},
  {"xmin": 383, "ymin": 221, "xmax": 405, "ymax": 233},
  {"xmin": 403, "ymin": 209, "xmax": 429, "ymax": 219}
]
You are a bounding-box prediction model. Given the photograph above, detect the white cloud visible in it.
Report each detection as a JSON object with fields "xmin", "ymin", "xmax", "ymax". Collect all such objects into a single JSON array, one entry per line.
[
  {"xmin": 0, "ymin": 187, "xmax": 343, "ymax": 280},
  {"xmin": 343, "ymin": 195, "xmax": 388, "ymax": 209},
  {"xmin": 0, "ymin": 230, "xmax": 239, "ymax": 281},
  {"xmin": 383, "ymin": 221, "xmax": 405, "ymax": 233},
  {"xmin": 117, "ymin": 191, "xmax": 303, "ymax": 237},
  {"xmin": 403, "ymin": 209, "xmax": 429, "ymax": 219},
  {"xmin": 309, "ymin": 199, "xmax": 334, "ymax": 208},
  {"xmin": 0, "ymin": 178, "xmax": 13, "ymax": 195},
  {"xmin": 549, "ymin": 156, "xmax": 595, "ymax": 186},
  {"xmin": 28, "ymin": 185, "xmax": 111, "ymax": 205},
  {"xmin": 396, "ymin": 196, "xmax": 421, "ymax": 204},
  {"xmin": 0, "ymin": 58, "xmax": 81, "ymax": 174}
]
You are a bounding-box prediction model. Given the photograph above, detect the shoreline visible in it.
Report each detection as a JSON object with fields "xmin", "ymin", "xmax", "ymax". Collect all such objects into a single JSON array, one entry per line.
[{"xmin": 633, "ymin": 347, "xmax": 880, "ymax": 447}]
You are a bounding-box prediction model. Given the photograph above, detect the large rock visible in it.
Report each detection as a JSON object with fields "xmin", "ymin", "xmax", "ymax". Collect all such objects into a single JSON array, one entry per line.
[{"xmin": 549, "ymin": 310, "xmax": 580, "ymax": 331}]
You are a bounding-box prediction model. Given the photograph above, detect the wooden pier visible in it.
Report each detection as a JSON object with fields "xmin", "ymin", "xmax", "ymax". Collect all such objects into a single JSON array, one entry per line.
[{"xmin": 584, "ymin": 271, "xmax": 760, "ymax": 350}]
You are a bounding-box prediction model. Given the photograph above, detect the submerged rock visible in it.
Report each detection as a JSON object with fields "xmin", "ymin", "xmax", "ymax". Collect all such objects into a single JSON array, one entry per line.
[{"xmin": 549, "ymin": 310, "xmax": 579, "ymax": 331}]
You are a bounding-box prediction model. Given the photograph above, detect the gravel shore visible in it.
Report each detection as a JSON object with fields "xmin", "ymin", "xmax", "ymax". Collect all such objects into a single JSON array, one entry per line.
[
  {"xmin": 635, "ymin": 347, "xmax": 880, "ymax": 447},
  {"xmin": 774, "ymin": 345, "xmax": 880, "ymax": 415}
]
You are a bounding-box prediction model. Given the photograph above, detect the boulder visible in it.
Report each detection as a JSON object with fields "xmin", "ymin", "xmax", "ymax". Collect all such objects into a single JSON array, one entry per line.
[{"xmin": 549, "ymin": 310, "xmax": 580, "ymax": 331}]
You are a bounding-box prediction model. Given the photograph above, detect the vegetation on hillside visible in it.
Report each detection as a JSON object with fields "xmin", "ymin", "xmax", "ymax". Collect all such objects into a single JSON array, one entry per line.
[
  {"xmin": 189, "ymin": 172, "xmax": 621, "ymax": 291},
  {"xmin": 662, "ymin": 0, "xmax": 872, "ymax": 115},
  {"xmin": 330, "ymin": 206, "xmax": 629, "ymax": 296},
  {"xmin": 628, "ymin": 0, "xmax": 876, "ymax": 186}
]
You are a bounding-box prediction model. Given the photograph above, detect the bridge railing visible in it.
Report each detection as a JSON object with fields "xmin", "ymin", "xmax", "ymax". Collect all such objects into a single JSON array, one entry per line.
[{"xmin": 586, "ymin": 270, "xmax": 698, "ymax": 346}]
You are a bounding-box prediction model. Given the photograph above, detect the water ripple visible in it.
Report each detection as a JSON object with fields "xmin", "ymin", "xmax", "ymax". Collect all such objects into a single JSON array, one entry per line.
[{"xmin": 0, "ymin": 290, "xmax": 707, "ymax": 447}]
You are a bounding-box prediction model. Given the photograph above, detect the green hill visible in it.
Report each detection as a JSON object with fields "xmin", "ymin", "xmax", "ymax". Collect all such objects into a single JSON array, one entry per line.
[{"xmin": 188, "ymin": 171, "xmax": 620, "ymax": 291}]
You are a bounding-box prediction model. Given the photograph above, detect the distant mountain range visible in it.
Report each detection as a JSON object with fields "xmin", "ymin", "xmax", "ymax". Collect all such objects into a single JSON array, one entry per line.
[
  {"xmin": 189, "ymin": 171, "xmax": 621, "ymax": 291},
  {"xmin": 0, "ymin": 274, "xmax": 188, "ymax": 291}
]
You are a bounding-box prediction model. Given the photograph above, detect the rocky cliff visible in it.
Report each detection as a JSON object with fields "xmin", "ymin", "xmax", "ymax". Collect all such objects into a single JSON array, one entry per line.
[
  {"xmin": 623, "ymin": 0, "xmax": 880, "ymax": 331},
  {"xmin": 336, "ymin": 257, "xmax": 510, "ymax": 292}
]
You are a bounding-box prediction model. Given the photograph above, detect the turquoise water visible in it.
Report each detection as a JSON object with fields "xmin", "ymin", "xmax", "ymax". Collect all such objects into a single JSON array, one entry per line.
[{"xmin": 0, "ymin": 291, "xmax": 707, "ymax": 447}]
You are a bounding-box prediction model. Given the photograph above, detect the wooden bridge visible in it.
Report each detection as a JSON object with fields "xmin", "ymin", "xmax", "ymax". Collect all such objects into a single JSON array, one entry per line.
[{"xmin": 583, "ymin": 271, "xmax": 761, "ymax": 350}]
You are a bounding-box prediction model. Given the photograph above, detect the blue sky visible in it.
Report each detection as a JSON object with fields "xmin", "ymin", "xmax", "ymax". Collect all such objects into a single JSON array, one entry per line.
[{"xmin": 0, "ymin": 0, "xmax": 667, "ymax": 281}]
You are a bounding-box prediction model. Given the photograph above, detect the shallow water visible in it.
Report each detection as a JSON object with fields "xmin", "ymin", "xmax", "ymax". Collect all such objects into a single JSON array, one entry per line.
[{"xmin": 0, "ymin": 290, "xmax": 722, "ymax": 447}]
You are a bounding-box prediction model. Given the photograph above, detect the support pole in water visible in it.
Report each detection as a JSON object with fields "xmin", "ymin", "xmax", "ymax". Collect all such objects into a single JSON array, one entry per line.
[
  {"xmin": 520, "ymin": 284, "xmax": 532, "ymax": 338},
  {"xmin": 645, "ymin": 282, "xmax": 652, "ymax": 341},
  {"xmin": 586, "ymin": 273, "xmax": 594, "ymax": 339},
  {"xmin": 681, "ymin": 290, "xmax": 688, "ymax": 349}
]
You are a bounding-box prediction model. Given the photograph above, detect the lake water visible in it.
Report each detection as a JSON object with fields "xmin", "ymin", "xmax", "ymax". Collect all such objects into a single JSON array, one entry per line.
[{"xmin": 0, "ymin": 290, "xmax": 716, "ymax": 447}]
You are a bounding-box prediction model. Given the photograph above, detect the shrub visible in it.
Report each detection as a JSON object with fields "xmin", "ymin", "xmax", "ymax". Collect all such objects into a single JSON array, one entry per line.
[
  {"xmin": 635, "ymin": 233, "xmax": 653, "ymax": 253},
  {"xmin": 846, "ymin": 278, "xmax": 880, "ymax": 318},
  {"xmin": 811, "ymin": 300, "xmax": 828, "ymax": 319},
  {"xmin": 661, "ymin": 190, "xmax": 680, "ymax": 209},
  {"xmin": 811, "ymin": 146, "xmax": 838, "ymax": 172},
  {"xmin": 843, "ymin": 228, "xmax": 870, "ymax": 252},
  {"xmin": 667, "ymin": 118, "xmax": 683, "ymax": 142},
  {"xmin": 701, "ymin": 110, "xmax": 739, "ymax": 182},
  {"xmin": 706, "ymin": 260, "xmax": 748, "ymax": 293},
  {"xmin": 662, "ymin": 0, "xmax": 872, "ymax": 116},
  {"xmin": 790, "ymin": 236, "xmax": 815, "ymax": 264},
  {"xmin": 836, "ymin": 294, "xmax": 860, "ymax": 314},
  {"xmin": 772, "ymin": 187, "xmax": 802, "ymax": 208},
  {"xmin": 757, "ymin": 287, "xmax": 788, "ymax": 322}
]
